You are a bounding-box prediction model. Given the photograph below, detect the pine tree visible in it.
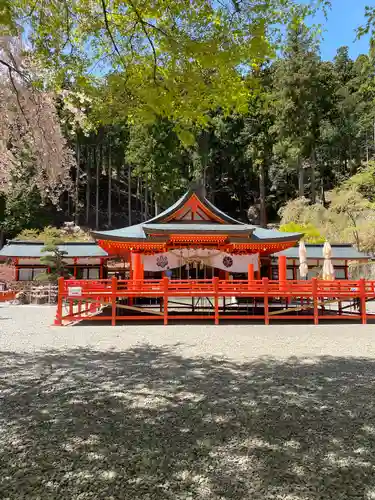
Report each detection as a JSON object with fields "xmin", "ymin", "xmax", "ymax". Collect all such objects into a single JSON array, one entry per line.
[{"xmin": 271, "ymin": 24, "xmax": 323, "ymax": 200}]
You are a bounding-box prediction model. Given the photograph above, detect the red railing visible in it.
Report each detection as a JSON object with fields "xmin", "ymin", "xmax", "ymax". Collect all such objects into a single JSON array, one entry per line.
[{"xmin": 55, "ymin": 277, "xmax": 375, "ymax": 326}]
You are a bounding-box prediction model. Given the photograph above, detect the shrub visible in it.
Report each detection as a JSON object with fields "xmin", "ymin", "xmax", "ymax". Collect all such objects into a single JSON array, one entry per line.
[{"xmin": 279, "ymin": 222, "xmax": 325, "ymax": 243}]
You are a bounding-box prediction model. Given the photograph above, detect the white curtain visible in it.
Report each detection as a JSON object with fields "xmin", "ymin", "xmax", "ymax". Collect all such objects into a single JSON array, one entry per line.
[{"xmin": 142, "ymin": 249, "xmax": 259, "ymax": 273}]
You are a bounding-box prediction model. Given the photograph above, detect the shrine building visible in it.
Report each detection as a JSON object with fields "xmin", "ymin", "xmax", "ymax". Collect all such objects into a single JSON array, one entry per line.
[{"xmin": 92, "ymin": 183, "xmax": 303, "ymax": 280}]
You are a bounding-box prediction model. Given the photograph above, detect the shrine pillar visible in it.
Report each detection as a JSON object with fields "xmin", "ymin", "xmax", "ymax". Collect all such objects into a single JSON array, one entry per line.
[
  {"xmin": 247, "ymin": 263, "xmax": 254, "ymax": 281},
  {"xmin": 278, "ymin": 255, "xmax": 287, "ymax": 283},
  {"xmin": 132, "ymin": 253, "xmax": 144, "ymax": 281}
]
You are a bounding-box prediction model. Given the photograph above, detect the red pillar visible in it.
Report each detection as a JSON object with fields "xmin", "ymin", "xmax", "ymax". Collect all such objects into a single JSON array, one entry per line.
[
  {"xmin": 263, "ymin": 277, "xmax": 269, "ymax": 325},
  {"xmin": 278, "ymin": 254, "xmax": 287, "ymax": 301},
  {"xmin": 360, "ymin": 278, "xmax": 367, "ymax": 325},
  {"xmin": 129, "ymin": 253, "xmax": 134, "ymax": 306},
  {"xmin": 54, "ymin": 277, "xmax": 64, "ymax": 326},
  {"xmin": 111, "ymin": 276, "xmax": 117, "ymax": 326},
  {"xmin": 133, "ymin": 253, "xmax": 143, "ymax": 281},
  {"xmin": 312, "ymin": 277, "xmax": 318, "ymax": 325},
  {"xmin": 128, "ymin": 253, "xmax": 133, "ymax": 280},
  {"xmin": 247, "ymin": 263, "xmax": 254, "ymax": 281},
  {"xmin": 214, "ymin": 277, "xmax": 219, "ymax": 325},
  {"xmin": 140, "ymin": 257, "xmax": 144, "ymax": 280},
  {"xmin": 278, "ymin": 255, "xmax": 287, "ymax": 282},
  {"xmin": 163, "ymin": 276, "xmax": 169, "ymax": 325}
]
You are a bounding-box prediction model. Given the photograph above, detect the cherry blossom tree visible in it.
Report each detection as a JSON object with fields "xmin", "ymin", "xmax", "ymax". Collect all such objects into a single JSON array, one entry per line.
[{"xmin": 0, "ymin": 36, "xmax": 75, "ymax": 204}]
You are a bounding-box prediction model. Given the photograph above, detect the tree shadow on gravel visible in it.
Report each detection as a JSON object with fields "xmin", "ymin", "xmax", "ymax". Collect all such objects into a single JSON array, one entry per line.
[{"xmin": 1, "ymin": 347, "xmax": 375, "ymax": 499}]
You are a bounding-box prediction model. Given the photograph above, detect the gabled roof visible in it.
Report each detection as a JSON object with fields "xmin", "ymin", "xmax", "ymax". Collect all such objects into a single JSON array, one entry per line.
[
  {"xmin": 273, "ymin": 244, "xmax": 370, "ymax": 260},
  {"xmin": 92, "ymin": 183, "xmax": 302, "ymax": 246},
  {"xmin": 146, "ymin": 183, "xmax": 242, "ymax": 225},
  {"xmin": 143, "ymin": 223, "xmax": 253, "ymax": 235},
  {"xmin": 0, "ymin": 241, "xmax": 108, "ymax": 258}
]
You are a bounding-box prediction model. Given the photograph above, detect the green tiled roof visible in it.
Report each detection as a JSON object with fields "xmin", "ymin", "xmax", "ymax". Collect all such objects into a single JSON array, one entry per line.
[
  {"xmin": 0, "ymin": 241, "xmax": 108, "ymax": 258},
  {"xmin": 92, "ymin": 224, "xmax": 146, "ymax": 241},
  {"xmin": 143, "ymin": 223, "xmax": 253, "ymax": 233},
  {"xmin": 93, "ymin": 223, "xmax": 302, "ymax": 242},
  {"xmin": 273, "ymin": 244, "xmax": 370, "ymax": 260},
  {"xmin": 252, "ymin": 227, "xmax": 302, "ymax": 242}
]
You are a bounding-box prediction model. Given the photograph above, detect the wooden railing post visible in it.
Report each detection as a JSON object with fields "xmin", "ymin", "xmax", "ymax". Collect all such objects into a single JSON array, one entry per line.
[
  {"xmin": 312, "ymin": 278, "xmax": 318, "ymax": 325},
  {"xmin": 262, "ymin": 277, "xmax": 269, "ymax": 325},
  {"xmin": 111, "ymin": 276, "xmax": 117, "ymax": 326},
  {"xmin": 163, "ymin": 276, "xmax": 169, "ymax": 325},
  {"xmin": 214, "ymin": 277, "xmax": 219, "ymax": 325},
  {"xmin": 54, "ymin": 276, "xmax": 64, "ymax": 326},
  {"xmin": 360, "ymin": 278, "xmax": 367, "ymax": 325}
]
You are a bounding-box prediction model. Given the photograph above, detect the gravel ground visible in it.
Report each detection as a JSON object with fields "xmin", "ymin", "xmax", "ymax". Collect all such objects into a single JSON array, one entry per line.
[{"xmin": 1, "ymin": 304, "xmax": 375, "ymax": 499}]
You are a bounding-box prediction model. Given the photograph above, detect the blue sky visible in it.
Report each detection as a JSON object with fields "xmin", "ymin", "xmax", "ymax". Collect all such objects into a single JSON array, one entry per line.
[{"xmin": 310, "ymin": 0, "xmax": 371, "ymax": 60}]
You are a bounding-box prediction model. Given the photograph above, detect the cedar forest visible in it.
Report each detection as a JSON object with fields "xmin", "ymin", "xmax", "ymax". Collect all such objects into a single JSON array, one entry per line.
[{"xmin": 2, "ymin": 1, "xmax": 375, "ymax": 252}]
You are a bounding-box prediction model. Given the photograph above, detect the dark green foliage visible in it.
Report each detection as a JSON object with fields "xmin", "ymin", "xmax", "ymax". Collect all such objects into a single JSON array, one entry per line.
[
  {"xmin": 38, "ymin": 241, "xmax": 71, "ymax": 282},
  {"xmin": 0, "ymin": 189, "xmax": 59, "ymax": 237},
  {"xmin": 3, "ymin": 19, "xmax": 375, "ymax": 239}
]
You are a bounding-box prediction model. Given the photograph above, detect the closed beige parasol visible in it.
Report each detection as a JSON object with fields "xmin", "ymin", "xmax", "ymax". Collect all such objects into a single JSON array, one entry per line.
[{"xmin": 322, "ymin": 241, "xmax": 335, "ymax": 280}]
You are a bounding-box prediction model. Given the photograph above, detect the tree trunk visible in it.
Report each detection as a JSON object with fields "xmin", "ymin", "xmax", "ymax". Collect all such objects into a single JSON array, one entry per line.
[
  {"xmin": 128, "ymin": 163, "xmax": 132, "ymax": 226},
  {"xmin": 67, "ymin": 192, "xmax": 71, "ymax": 218},
  {"xmin": 108, "ymin": 142, "xmax": 112, "ymax": 228},
  {"xmin": 116, "ymin": 161, "xmax": 121, "ymax": 207},
  {"xmin": 85, "ymin": 146, "xmax": 91, "ymax": 226},
  {"xmin": 144, "ymin": 176, "xmax": 149, "ymax": 220},
  {"xmin": 139, "ymin": 179, "xmax": 143, "ymax": 222},
  {"xmin": 75, "ymin": 137, "xmax": 80, "ymax": 225},
  {"xmin": 310, "ymin": 148, "xmax": 316, "ymax": 204},
  {"xmin": 321, "ymin": 178, "xmax": 326, "ymax": 206},
  {"xmin": 95, "ymin": 146, "xmax": 100, "ymax": 230},
  {"xmin": 349, "ymin": 136, "xmax": 355, "ymax": 175},
  {"xmin": 298, "ymin": 158, "xmax": 304, "ymax": 198},
  {"xmin": 0, "ymin": 229, "xmax": 4, "ymax": 249},
  {"xmin": 149, "ymin": 187, "xmax": 153, "ymax": 216},
  {"xmin": 199, "ymin": 130, "xmax": 209, "ymax": 188},
  {"xmin": 259, "ymin": 162, "xmax": 267, "ymax": 228}
]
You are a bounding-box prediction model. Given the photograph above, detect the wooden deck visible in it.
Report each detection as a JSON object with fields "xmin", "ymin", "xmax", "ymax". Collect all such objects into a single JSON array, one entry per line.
[{"xmin": 54, "ymin": 277, "xmax": 375, "ymax": 325}]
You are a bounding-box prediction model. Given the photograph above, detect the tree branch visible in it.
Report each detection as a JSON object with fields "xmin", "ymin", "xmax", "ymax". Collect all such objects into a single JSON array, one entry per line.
[
  {"xmin": 0, "ymin": 58, "xmax": 26, "ymax": 79},
  {"xmin": 127, "ymin": 0, "xmax": 158, "ymax": 82},
  {"xmin": 6, "ymin": 67, "xmax": 30, "ymax": 128},
  {"xmin": 100, "ymin": 0, "xmax": 126, "ymax": 68},
  {"xmin": 61, "ymin": 0, "xmax": 73, "ymax": 53}
]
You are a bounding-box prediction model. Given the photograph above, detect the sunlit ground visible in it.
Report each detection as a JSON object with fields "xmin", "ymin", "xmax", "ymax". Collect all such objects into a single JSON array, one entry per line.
[{"xmin": 1, "ymin": 305, "xmax": 375, "ymax": 499}]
